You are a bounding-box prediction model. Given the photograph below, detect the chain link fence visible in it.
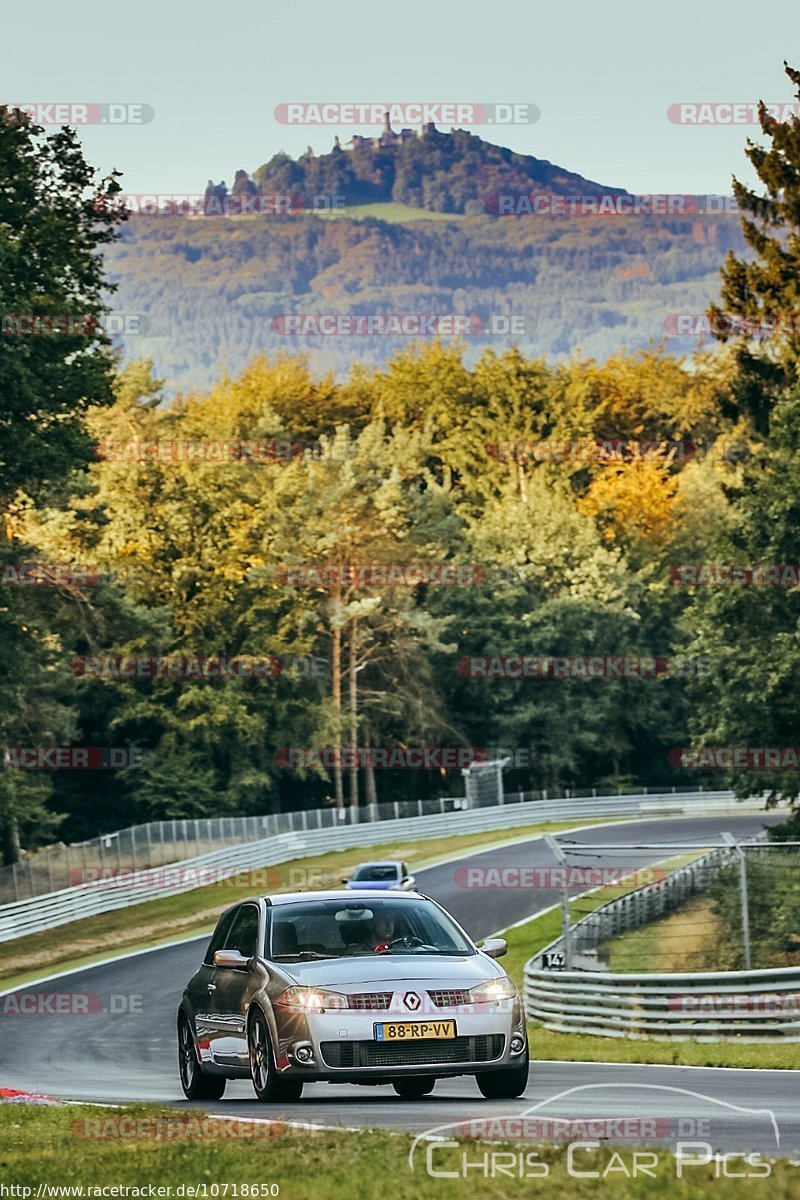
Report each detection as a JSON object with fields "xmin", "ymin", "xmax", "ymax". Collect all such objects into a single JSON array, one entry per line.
[
  {"xmin": 1, "ymin": 783, "xmax": 718, "ymax": 904},
  {"xmin": 536, "ymin": 836, "xmax": 800, "ymax": 974}
]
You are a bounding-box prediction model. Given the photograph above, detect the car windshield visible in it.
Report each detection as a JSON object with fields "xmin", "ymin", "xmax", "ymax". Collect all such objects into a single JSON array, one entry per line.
[
  {"xmin": 352, "ymin": 865, "xmax": 399, "ymax": 881},
  {"xmin": 268, "ymin": 898, "xmax": 474, "ymax": 960}
]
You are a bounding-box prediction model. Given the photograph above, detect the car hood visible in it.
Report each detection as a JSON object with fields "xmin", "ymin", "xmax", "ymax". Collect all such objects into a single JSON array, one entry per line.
[{"xmin": 279, "ymin": 954, "xmax": 504, "ymax": 988}]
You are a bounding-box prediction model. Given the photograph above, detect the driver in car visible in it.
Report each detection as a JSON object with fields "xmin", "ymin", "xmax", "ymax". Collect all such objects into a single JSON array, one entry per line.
[
  {"xmin": 371, "ymin": 910, "xmax": 397, "ymax": 953},
  {"xmin": 344, "ymin": 910, "xmax": 398, "ymax": 953}
]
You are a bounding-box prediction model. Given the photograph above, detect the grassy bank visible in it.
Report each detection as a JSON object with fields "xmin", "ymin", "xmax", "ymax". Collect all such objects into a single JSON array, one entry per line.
[
  {"xmin": 606, "ymin": 895, "xmax": 723, "ymax": 973},
  {"xmin": 2, "ymin": 1103, "xmax": 797, "ymax": 1197}
]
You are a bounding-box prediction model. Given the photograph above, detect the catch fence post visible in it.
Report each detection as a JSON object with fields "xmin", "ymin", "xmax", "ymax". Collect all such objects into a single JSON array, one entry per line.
[
  {"xmin": 544, "ymin": 835, "xmax": 572, "ymax": 969},
  {"xmin": 723, "ymin": 833, "xmax": 752, "ymax": 970}
]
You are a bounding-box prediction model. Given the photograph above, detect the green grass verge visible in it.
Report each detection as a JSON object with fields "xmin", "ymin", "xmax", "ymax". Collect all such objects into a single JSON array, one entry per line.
[
  {"xmin": 606, "ymin": 895, "xmax": 721, "ymax": 973},
  {"xmin": 0, "ymin": 818, "xmax": 618, "ymax": 991},
  {"xmin": 495, "ymin": 864, "xmax": 800, "ymax": 1069},
  {"xmin": 3, "ymin": 1103, "xmax": 797, "ymax": 1197},
  {"xmin": 314, "ymin": 201, "xmax": 466, "ymax": 223},
  {"xmin": 496, "ymin": 854, "xmax": 702, "ymax": 992}
]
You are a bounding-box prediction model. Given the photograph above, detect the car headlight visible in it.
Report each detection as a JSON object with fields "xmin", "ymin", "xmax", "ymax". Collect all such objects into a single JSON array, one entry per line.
[
  {"xmin": 468, "ymin": 977, "xmax": 519, "ymax": 1004},
  {"xmin": 276, "ymin": 987, "xmax": 348, "ymax": 1012}
]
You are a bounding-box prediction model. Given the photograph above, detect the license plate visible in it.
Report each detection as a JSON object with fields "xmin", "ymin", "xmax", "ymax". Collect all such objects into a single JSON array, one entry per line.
[{"xmin": 374, "ymin": 1020, "xmax": 456, "ymax": 1041}]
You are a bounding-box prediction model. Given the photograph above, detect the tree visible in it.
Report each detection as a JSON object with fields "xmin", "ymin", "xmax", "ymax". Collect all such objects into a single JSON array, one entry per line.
[
  {"xmin": 683, "ymin": 384, "xmax": 800, "ymax": 807},
  {"xmin": 707, "ymin": 62, "xmax": 800, "ymax": 432},
  {"xmin": 0, "ymin": 108, "xmax": 125, "ymax": 506},
  {"xmin": 0, "ymin": 108, "xmax": 125, "ymax": 861},
  {"xmin": 261, "ymin": 420, "xmax": 457, "ymax": 815}
]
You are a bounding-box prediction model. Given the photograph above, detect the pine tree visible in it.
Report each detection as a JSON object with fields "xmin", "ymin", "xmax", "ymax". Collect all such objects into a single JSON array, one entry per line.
[{"xmin": 708, "ymin": 62, "xmax": 800, "ymax": 432}]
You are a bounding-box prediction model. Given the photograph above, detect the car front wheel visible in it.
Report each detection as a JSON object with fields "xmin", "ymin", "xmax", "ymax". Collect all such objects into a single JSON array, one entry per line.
[
  {"xmin": 476, "ymin": 1050, "xmax": 529, "ymax": 1099},
  {"xmin": 248, "ymin": 1010, "xmax": 304, "ymax": 1103},
  {"xmin": 178, "ymin": 1014, "xmax": 226, "ymax": 1100}
]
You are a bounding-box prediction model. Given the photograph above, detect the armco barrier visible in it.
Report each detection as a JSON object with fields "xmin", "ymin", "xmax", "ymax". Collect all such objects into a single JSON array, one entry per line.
[
  {"xmin": 524, "ymin": 963, "xmax": 800, "ymax": 1041},
  {"xmin": 523, "ymin": 835, "xmax": 800, "ymax": 1042},
  {"xmin": 0, "ymin": 784, "xmax": 732, "ymax": 905},
  {"xmin": 532, "ymin": 846, "xmax": 737, "ymax": 967},
  {"xmin": 0, "ymin": 789, "xmax": 744, "ymax": 943}
]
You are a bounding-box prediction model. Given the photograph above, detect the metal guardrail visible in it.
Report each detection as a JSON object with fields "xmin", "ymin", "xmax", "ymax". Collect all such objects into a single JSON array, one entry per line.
[
  {"xmin": 531, "ymin": 846, "xmax": 736, "ymax": 971},
  {"xmin": 524, "ymin": 836, "xmax": 800, "ymax": 1041},
  {"xmin": 0, "ymin": 784, "xmax": 723, "ymax": 905},
  {"xmin": 0, "ymin": 789, "xmax": 743, "ymax": 943},
  {"xmin": 524, "ymin": 964, "xmax": 800, "ymax": 1041}
]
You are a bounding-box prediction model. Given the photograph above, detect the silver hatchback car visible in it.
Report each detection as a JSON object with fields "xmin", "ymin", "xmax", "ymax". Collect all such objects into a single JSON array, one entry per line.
[{"xmin": 178, "ymin": 890, "xmax": 529, "ymax": 1103}]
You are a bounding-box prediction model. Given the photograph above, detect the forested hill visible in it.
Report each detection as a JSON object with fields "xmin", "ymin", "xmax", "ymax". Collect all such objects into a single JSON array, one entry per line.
[
  {"xmin": 105, "ymin": 203, "xmax": 747, "ymax": 396},
  {"xmin": 102, "ymin": 128, "xmax": 748, "ymax": 396},
  {"xmin": 245, "ymin": 125, "xmax": 628, "ymax": 213}
]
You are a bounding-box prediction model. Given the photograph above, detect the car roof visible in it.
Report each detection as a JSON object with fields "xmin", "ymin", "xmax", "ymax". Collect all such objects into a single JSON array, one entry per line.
[
  {"xmin": 265, "ymin": 889, "xmax": 422, "ymax": 905},
  {"xmin": 353, "ymin": 861, "xmax": 402, "ymax": 868}
]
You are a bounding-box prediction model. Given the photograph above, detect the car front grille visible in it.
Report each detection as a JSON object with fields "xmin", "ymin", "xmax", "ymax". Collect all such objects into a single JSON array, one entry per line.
[
  {"xmin": 347, "ymin": 992, "xmax": 393, "ymax": 1010},
  {"xmin": 320, "ymin": 1035, "xmax": 505, "ymax": 1068},
  {"xmin": 428, "ymin": 989, "xmax": 470, "ymax": 1007}
]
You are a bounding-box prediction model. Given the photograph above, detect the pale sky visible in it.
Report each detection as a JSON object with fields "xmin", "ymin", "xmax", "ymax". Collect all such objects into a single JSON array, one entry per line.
[{"xmin": 4, "ymin": 1, "xmax": 800, "ymax": 197}]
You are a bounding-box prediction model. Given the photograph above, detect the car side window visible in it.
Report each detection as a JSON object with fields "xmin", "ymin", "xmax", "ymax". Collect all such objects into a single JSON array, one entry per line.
[
  {"xmin": 224, "ymin": 903, "xmax": 260, "ymax": 959},
  {"xmin": 203, "ymin": 908, "xmax": 237, "ymax": 965}
]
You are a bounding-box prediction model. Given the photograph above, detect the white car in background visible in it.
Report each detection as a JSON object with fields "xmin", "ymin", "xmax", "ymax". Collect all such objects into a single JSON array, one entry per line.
[{"xmin": 343, "ymin": 861, "xmax": 416, "ymax": 891}]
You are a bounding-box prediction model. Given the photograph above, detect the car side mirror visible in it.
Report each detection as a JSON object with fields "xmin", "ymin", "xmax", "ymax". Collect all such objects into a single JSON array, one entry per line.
[
  {"xmin": 481, "ymin": 938, "xmax": 508, "ymax": 959},
  {"xmin": 407, "ymin": 876, "xmax": 416, "ymax": 888},
  {"xmin": 341, "ymin": 877, "xmax": 349, "ymax": 885},
  {"xmin": 213, "ymin": 949, "xmax": 251, "ymax": 969}
]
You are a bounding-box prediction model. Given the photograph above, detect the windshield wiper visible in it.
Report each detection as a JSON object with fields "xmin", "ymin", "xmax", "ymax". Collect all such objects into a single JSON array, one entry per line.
[{"xmin": 271, "ymin": 951, "xmax": 331, "ymax": 961}]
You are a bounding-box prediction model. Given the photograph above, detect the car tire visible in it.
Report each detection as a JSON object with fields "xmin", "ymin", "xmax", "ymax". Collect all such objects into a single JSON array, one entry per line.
[
  {"xmin": 178, "ymin": 1013, "xmax": 227, "ymax": 1100},
  {"xmin": 248, "ymin": 1009, "xmax": 304, "ymax": 1103},
  {"xmin": 476, "ymin": 1050, "xmax": 529, "ymax": 1099},
  {"xmin": 392, "ymin": 1077, "xmax": 435, "ymax": 1099}
]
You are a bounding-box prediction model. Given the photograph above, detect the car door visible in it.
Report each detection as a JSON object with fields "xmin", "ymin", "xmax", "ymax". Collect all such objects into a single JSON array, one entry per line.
[
  {"xmin": 189, "ymin": 906, "xmax": 238, "ymax": 1068},
  {"xmin": 208, "ymin": 902, "xmax": 263, "ymax": 1070}
]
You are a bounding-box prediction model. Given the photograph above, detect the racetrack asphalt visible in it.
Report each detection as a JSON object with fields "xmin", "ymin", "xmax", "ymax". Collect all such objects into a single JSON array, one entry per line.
[{"xmin": 2, "ymin": 811, "xmax": 798, "ymax": 1157}]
